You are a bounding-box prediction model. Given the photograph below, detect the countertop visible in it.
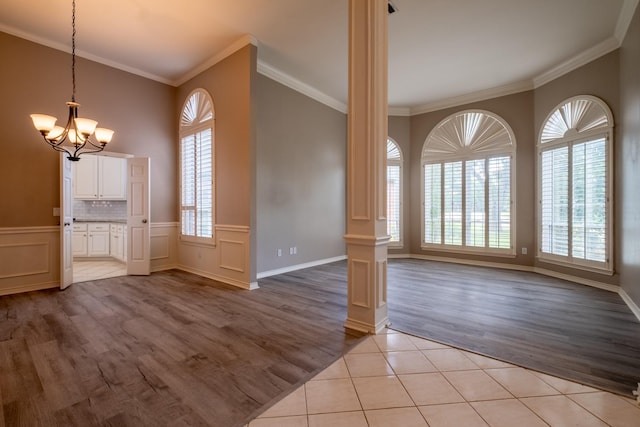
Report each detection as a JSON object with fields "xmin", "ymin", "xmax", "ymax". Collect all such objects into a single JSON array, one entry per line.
[{"xmin": 73, "ymin": 219, "xmax": 127, "ymax": 224}]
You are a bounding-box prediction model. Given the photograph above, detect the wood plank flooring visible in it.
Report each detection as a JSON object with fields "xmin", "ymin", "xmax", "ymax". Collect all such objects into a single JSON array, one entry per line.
[
  {"xmin": 0, "ymin": 269, "xmax": 362, "ymax": 427},
  {"xmin": 385, "ymin": 259, "xmax": 640, "ymax": 397},
  {"xmin": 2, "ymin": 258, "xmax": 639, "ymax": 426}
]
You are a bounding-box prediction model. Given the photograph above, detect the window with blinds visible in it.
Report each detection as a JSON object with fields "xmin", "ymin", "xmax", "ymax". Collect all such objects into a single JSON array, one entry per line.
[
  {"xmin": 538, "ymin": 96, "xmax": 612, "ymax": 272},
  {"xmin": 422, "ymin": 110, "xmax": 515, "ymax": 254},
  {"xmin": 387, "ymin": 139, "xmax": 402, "ymax": 246},
  {"xmin": 180, "ymin": 89, "xmax": 215, "ymax": 242}
]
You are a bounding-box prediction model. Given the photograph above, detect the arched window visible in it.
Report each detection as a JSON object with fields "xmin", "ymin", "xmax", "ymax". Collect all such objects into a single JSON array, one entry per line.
[
  {"xmin": 387, "ymin": 138, "xmax": 402, "ymax": 246},
  {"xmin": 422, "ymin": 110, "xmax": 516, "ymax": 255},
  {"xmin": 180, "ymin": 89, "xmax": 214, "ymax": 242},
  {"xmin": 538, "ymin": 95, "xmax": 613, "ymax": 273}
]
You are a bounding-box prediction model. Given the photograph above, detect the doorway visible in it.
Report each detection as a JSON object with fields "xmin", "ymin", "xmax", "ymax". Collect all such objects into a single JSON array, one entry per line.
[{"xmin": 60, "ymin": 153, "xmax": 150, "ymax": 287}]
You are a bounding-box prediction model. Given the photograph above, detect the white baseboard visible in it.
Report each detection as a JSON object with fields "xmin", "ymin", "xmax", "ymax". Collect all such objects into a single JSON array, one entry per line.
[
  {"xmin": 257, "ymin": 255, "xmax": 347, "ymax": 279},
  {"xmin": 0, "ymin": 281, "xmax": 58, "ymax": 296},
  {"xmin": 620, "ymin": 289, "xmax": 640, "ymax": 322},
  {"xmin": 176, "ymin": 265, "xmax": 258, "ymax": 290},
  {"xmin": 409, "ymin": 253, "xmax": 535, "ymax": 272}
]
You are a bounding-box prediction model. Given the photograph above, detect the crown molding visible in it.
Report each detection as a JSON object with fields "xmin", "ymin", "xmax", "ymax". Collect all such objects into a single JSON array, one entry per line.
[
  {"xmin": 409, "ymin": 79, "xmax": 534, "ymax": 116},
  {"xmin": 388, "ymin": 107, "xmax": 411, "ymax": 116},
  {"xmin": 532, "ymin": 36, "xmax": 620, "ymax": 89},
  {"xmin": 616, "ymin": 0, "xmax": 640, "ymax": 42},
  {"xmin": 173, "ymin": 34, "xmax": 257, "ymax": 87},
  {"xmin": 257, "ymin": 60, "xmax": 348, "ymax": 113},
  {"xmin": 0, "ymin": 23, "xmax": 173, "ymax": 85}
]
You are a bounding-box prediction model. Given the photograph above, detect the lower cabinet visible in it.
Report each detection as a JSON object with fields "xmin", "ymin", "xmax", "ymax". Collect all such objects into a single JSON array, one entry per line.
[
  {"xmin": 88, "ymin": 223, "xmax": 110, "ymax": 257},
  {"xmin": 72, "ymin": 224, "xmax": 88, "ymax": 256},
  {"xmin": 73, "ymin": 222, "xmax": 126, "ymax": 260},
  {"xmin": 110, "ymin": 224, "xmax": 126, "ymax": 262}
]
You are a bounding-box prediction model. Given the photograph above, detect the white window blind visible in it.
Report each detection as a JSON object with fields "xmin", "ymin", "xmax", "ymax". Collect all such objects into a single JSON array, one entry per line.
[
  {"xmin": 466, "ymin": 159, "xmax": 485, "ymax": 247},
  {"xmin": 422, "ymin": 110, "xmax": 515, "ymax": 254},
  {"xmin": 424, "ymin": 164, "xmax": 442, "ymax": 244},
  {"xmin": 488, "ymin": 156, "xmax": 511, "ymax": 249},
  {"xmin": 387, "ymin": 139, "xmax": 402, "ymax": 244},
  {"xmin": 538, "ymin": 96, "xmax": 612, "ymax": 272},
  {"xmin": 443, "ymin": 162, "xmax": 463, "ymax": 245},
  {"xmin": 180, "ymin": 89, "xmax": 214, "ymax": 241},
  {"xmin": 387, "ymin": 165, "xmax": 401, "ymax": 242}
]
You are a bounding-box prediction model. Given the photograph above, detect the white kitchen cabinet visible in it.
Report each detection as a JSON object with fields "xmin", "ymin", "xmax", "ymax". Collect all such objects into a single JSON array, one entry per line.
[
  {"xmin": 99, "ymin": 156, "xmax": 127, "ymax": 200},
  {"xmin": 72, "ymin": 223, "xmax": 88, "ymax": 257},
  {"xmin": 73, "ymin": 155, "xmax": 99, "ymax": 199},
  {"xmin": 88, "ymin": 223, "xmax": 110, "ymax": 256},
  {"xmin": 73, "ymin": 155, "xmax": 127, "ymax": 200},
  {"xmin": 109, "ymin": 224, "xmax": 126, "ymax": 261}
]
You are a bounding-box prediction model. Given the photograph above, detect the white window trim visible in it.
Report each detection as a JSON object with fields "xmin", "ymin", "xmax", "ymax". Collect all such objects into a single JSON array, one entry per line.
[
  {"xmin": 387, "ymin": 138, "xmax": 403, "ymax": 248},
  {"xmin": 536, "ymin": 95, "xmax": 614, "ymax": 274},
  {"xmin": 421, "ymin": 109, "xmax": 516, "ymax": 256},
  {"xmin": 179, "ymin": 88, "xmax": 215, "ymax": 246}
]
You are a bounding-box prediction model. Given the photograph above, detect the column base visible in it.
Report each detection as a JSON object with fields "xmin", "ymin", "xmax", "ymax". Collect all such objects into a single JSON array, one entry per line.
[{"xmin": 344, "ymin": 316, "xmax": 390, "ymax": 335}]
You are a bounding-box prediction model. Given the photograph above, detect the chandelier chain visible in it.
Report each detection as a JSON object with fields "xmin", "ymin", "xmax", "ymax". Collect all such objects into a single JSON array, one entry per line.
[{"xmin": 71, "ymin": 0, "xmax": 76, "ymax": 102}]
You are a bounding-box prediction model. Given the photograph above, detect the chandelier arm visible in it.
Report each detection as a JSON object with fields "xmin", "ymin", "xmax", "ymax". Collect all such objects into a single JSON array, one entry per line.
[{"xmin": 31, "ymin": 0, "xmax": 113, "ymax": 161}]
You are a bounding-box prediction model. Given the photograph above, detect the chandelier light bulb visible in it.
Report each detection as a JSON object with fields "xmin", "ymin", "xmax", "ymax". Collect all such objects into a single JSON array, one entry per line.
[
  {"xmin": 30, "ymin": 114, "xmax": 57, "ymax": 133},
  {"xmin": 47, "ymin": 126, "xmax": 65, "ymax": 142},
  {"xmin": 74, "ymin": 117, "xmax": 98, "ymax": 137},
  {"xmin": 95, "ymin": 128, "xmax": 114, "ymax": 144}
]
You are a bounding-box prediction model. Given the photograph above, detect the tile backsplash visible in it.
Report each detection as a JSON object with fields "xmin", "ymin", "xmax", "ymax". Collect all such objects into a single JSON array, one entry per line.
[{"xmin": 73, "ymin": 200, "xmax": 127, "ymax": 221}]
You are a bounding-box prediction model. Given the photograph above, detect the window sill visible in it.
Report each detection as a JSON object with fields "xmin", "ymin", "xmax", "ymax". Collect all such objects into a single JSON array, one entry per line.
[
  {"xmin": 179, "ymin": 235, "xmax": 216, "ymax": 248},
  {"xmin": 420, "ymin": 245, "xmax": 516, "ymax": 258}
]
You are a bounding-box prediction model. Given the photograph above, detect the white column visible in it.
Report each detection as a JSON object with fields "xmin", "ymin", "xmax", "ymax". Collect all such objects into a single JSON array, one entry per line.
[{"xmin": 344, "ymin": 0, "xmax": 390, "ymax": 334}]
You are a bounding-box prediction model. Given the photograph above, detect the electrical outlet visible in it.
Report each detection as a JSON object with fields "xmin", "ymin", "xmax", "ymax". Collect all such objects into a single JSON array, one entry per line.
[
  {"xmin": 53, "ymin": 207, "xmax": 60, "ymax": 217},
  {"xmin": 289, "ymin": 247, "xmax": 294, "ymax": 255},
  {"xmin": 277, "ymin": 249, "xmax": 282, "ymax": 257},
  {"xmin": 521, "ymin": 247, "xmax": 528, "ymax": 255},
  {"xmin": 293, "ymin": 246, "xmax": 297, "ymax": 255}
]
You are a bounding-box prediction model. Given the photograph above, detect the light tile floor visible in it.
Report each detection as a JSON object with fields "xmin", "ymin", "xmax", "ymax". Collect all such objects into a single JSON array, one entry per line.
[
  {"xmin": 248, "ymin": 329, "xmax": 640, "ymax": 427},
  {"xmin": 73, "ymin": 259, "xmax": 126, "ymax": 283}
]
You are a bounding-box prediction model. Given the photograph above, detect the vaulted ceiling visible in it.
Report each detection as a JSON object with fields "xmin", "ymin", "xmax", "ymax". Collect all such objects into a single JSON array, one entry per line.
[{"xmin": 1, "ymin": 0, "xmax": 637, "ymax": 114}]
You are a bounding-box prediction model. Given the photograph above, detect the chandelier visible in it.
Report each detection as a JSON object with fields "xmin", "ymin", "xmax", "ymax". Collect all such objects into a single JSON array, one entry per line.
[{"xmin": 30, "ymin": 0, "xmax": 114, "ymax": 161}]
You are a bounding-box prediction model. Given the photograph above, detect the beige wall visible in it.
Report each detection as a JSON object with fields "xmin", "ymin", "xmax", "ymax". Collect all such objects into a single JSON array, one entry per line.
[
  {"xmin": 408, "ymin": 91, "xmax": 536, "ymax": 267},
  {"xmin": 619, "ymin": 5, "xmax": 640, "ymax": 305},
  {"xmin": 0, "ymin": 32, "xmax": 177, "ymax": 227},
  {"xmin": 177, "ymin": 45, "xmax": 255, "ymax": 228},
  {"xmin": 175, "ymin": 44, "xmax": 257, "ymax": 286},
  {"xmin": 533, "ymin": 50, "xmax": 620, "ymax": 285}
]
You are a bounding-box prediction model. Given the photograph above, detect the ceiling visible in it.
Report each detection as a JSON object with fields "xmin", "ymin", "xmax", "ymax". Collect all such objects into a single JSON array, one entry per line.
[{"xmin": 1, "ymin": 0, "xmax": 637, "ymax": 114}]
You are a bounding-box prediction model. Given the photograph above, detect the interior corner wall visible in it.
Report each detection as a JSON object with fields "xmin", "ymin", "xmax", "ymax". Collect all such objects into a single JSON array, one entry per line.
[
  {"xmin": 408, "ymin": 91, "xmax": 536, "ymax": 267},
  {"xmin": 533, "ymin": 50, "xmax": 620, "ymax": 286},
  {"xmin": 255, "ymin": 74, "xmax": 347, "ymax": 275},
  {"xmin": 619, "ymin": 4, "xmax": 640, "ymax": 306},
  {"xmin": 0, "ymin": 31, "xmax": 177, "ymax": 228},
  {"xmin": 388, "ymin": 115, "xmax": 411, "ymax": 254}
]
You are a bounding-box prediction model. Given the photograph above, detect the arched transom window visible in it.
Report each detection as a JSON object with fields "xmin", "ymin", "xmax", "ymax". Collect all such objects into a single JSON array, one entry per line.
[
  {"xmin": 180, "ymin": 89, "xmax": 215, "ymax": 242},
  {"xmin": 387, "ymin": 138, "xmax": 402, "ymax": 246},
  {"xmin": 422, "ymin": 110, "xmax": 516, "ymax": 254},
  {"xmin": 538, "ymin": 95, "xmax": 613, "ymax": 273}
]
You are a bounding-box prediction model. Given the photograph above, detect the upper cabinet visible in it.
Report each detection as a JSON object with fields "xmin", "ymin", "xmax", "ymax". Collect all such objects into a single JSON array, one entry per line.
[{"xmin": 73, "ymin": 154, "xmax": 127, "ymax": 200}]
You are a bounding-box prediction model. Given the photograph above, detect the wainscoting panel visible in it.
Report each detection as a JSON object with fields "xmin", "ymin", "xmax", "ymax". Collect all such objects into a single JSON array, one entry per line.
[
  {"xmin": 150, "ymin": 222, "xmax": 179, "ymax": 272},
  {"xmin": 177, "ymin": 224, "xmax": 254, "ymax": 289},
  {"xmin": 0, "ymin": 227, "xmax": 59, "ymax": 295}
]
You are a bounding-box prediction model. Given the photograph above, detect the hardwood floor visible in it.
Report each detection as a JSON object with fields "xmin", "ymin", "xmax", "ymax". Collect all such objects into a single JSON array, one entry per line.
[
  {"xmin": 0, "ymin": 269, "xmax": 362, "ymax": 427},
  {"xmin": 1, "ymin": 258, "xmax": 639, "ymax": 426},
  {"xmin": 386, "ymin": 258, "xmax": 640, "ymax": 397}
]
